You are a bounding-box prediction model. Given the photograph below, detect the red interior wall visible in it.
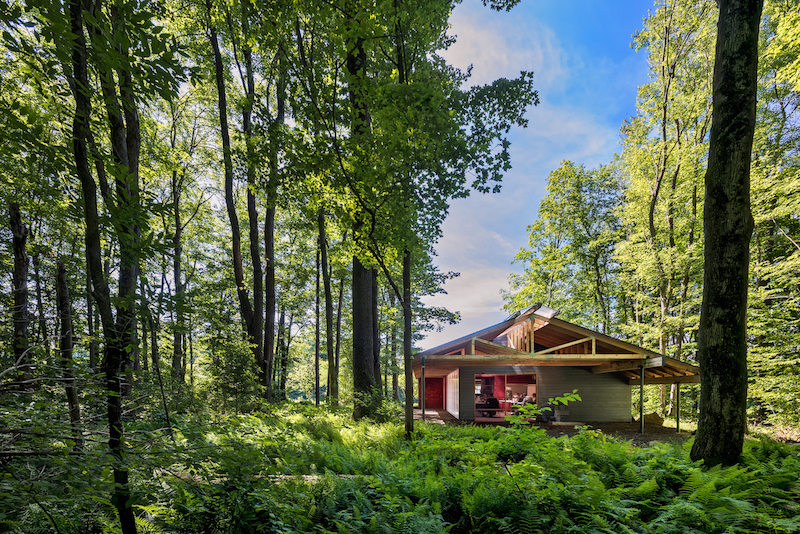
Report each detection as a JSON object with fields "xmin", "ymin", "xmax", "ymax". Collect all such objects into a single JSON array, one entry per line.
[
  {"xmin": 506, "ymin": 374, "xmax": 534, "ymax": 384},
  {"xmin": 422, "ymin": 377, "xmax": 445, "ymax": 410},
  {"xmin": 478, "ymin": 374, "xmax": 535, "ymax": 398}
]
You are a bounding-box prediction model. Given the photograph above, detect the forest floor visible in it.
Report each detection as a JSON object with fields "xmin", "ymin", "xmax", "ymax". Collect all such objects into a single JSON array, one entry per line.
[
  {"xmin": 416, "ymin": 408, "xmax": 692, "ymax": 445},
  {"xmin": 416, "ymin": 409, "xmax": 800, "ymax": 446},
  {"xmin": 537, "ymin": 421, "xmax": 692, "ymax": 446}
]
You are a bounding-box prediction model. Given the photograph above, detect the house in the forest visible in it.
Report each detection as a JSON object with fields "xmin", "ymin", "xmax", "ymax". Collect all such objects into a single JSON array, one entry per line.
[{"xmin": 413, "ymin": 304, "xmax": 700, "ymax": 423}]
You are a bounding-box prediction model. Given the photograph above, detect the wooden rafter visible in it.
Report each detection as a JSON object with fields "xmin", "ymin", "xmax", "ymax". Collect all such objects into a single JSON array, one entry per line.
[{"xmin": 535, "ymin": 336, "xmax": 593, "ymax": 355}]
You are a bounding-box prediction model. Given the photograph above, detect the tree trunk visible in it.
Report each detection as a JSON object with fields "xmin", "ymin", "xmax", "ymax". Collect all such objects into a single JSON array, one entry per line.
[
  {"xmin": 206, "ymin": 0, "xmax": 261, "ymax": 383},
  {"xmin": 333, "ymin": 266, "xmax": 345, "ymax": 404},
  {"xmin": 390, "ymin": 292, "xmax": 399, "ymax": 401},
  {"xmin": 353, "ymin": 256, "xmax": 379, "ymax": 419},
  {"xmin": 171, "ymin": 169, "xmax": 185, "ymax": 384},
  {"xmin": 280, "ymin": 314, "xmax": 294, "ymax": 401},
  {"xmin": 319, "ymin": 208, "xmax": 336, "ymax": 405},
  {"xmin": 403, "ymin": 247, "xmax": 414, "ymax": 437},
  {"xmin": 315, "ymin": 247, "xmax": 321, "ymax": 405},
  {"xmin": 56, "ymin": 262, "xmax": 82, "ymax": 449},
  {"xmin": 691, "ymin": 0, "xmax": 762, "ymax": 467},
  {"xmin": 345, "ymin": 0, "xmax": 379, "ymax": 419},
  {"xmin": 274, "ymin": 306, "xmax": 286, "ymax": 399},
  {"xmin": 372, "ymin": 268, "xmax": 382, "ymax": 395},
  {"xmin": 67, "ymin": 0, "xmax": 141, "ymax": 529},
  {"xmin": 86, "ymin": 255, "xmax": 97, "ymax": 371},
  {"xmin": 32, "ymin": 252, "xmax": 50, "ymax": 362},
  {"xmin": 264, "ymin": 204, "xmax": 276, "ymax": 398},
  {"xmin": 9, "ymin": 201, "xmax": 31, "ymax": 383},
  {"xmin": 240, "ymin": 0, "xmax": 264, "ymax": 385},
  {"xmin": 140, "ymin": 296, "xmax": 149, "ymax": 373},
  {"xmin": 263, "ymin": 55, "xmax": 285, "ymax": 399}
]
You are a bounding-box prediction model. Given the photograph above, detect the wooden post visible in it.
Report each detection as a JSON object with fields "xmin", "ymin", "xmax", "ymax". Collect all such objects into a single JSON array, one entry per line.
[
  {"xmin": 421, "ymin": 356, "xmax": 426, "ymax": 421},
  {"xmin": 639, "ymin": 365, "xmax": 645, "ymax": 434},
  {"xmin": 676, "ymin": 382, "xmax": 681, "ymax": 433}
]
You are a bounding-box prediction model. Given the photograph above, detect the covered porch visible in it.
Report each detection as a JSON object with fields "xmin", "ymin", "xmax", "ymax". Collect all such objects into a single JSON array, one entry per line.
[{"xmin": 414, "ymin": 304, "xmax": 701, "ymax": 430}]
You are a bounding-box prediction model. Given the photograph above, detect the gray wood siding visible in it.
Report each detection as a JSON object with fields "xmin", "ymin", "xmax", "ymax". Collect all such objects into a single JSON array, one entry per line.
[
  {"xmin": 458, "ymin": 366, "xmax": 631, "ymax": 422},
  {"xmin": 535, "ymin": 367, "xmax": 631, "ymax": 422},
  {"xmin": 458, "ymin": 368, "xmax": 475, "ymax": 421}
]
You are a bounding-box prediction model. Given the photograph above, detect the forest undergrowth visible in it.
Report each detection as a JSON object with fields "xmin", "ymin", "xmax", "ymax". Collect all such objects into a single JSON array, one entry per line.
[{"xmin": 2, "ymin": 401, "xmax": 800, "ymax": 534}]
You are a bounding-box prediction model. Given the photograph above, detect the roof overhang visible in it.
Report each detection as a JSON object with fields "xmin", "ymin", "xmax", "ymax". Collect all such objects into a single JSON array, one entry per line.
[
  {"xmin": 413, "ymin": 353, "xmax": 700, "ymax": 384},
  {"xmin": 413, "ymin": 305, "xmax": 700, "ymax": 384}
]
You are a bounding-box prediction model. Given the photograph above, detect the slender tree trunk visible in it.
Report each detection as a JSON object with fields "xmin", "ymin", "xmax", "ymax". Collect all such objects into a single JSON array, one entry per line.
[
  {"xmin": 86, "ymin": 254, "xmax": 97, "ymax": 371},
  {"xmin": 171, "ymin": 170, "xmax": 185, "ymax": 384},
  {"xmin": 188, "ymin": 319, "xmax": 195, "ymax": 387},
  {"xmin": 68, "ymin": 1, "xmax": 141, "ymax": 529},
  {"xmin": 403, "ymin": 247, "xmax": 414, "ymax": 437},
  {"xmin": 263, "ymin": 55, "xmax": 285, "ymax": 399},
  {"xmin": 140, "ymin": 298, "xmax": 149, "ymax": 373},
  {"xmin": 691, "ymin": 0, "xmax": 762, "ymax": 466},
  {"xmin": 390, "ymin": 292, "xmax": 399, "ymax": 401},
  {"xmin": 264, "ymin": 204, "xmax": 276, "ymax": 398},
  {"xmin": 280, "ymin": 314, "xmax": 294, "ymax": 401},
  {"xmin": 319, "ymin": 208, "xmax": 336, "ymax": 404},
  {"xmin": 240, "ymin": 0, "xmax": 264, "ymax": 384},
  {"xmin": 149, "ymin": 313, "xmax": 159, "ymax": 372},
  {"xmin": 333, "ymin": 267, "xmax": 345, "ymax": 403},
  {"xmin": 9, "ymin": 201, "xmax": 31, "ymax": 383},
  {"xmin": 274, "ymin": 306, "xmax": 286, "ymax": 399},
  {"xmin": 206, "ymin": 0, "xmax": 260, "ymax": 381},
  {"xmin": 372, "ymin": 268, "xmax": 382, "ymax": 395},
  {"xmin": 315, "ymin": 247, "xmax": 321, "ymax": 405},
  {"xmin": 32, "ymin": 252, "xmax": 50, "ymax": 361},
  {"xmin": 56, "ymin": 262, "xmax": 82, "ymax": 449}
]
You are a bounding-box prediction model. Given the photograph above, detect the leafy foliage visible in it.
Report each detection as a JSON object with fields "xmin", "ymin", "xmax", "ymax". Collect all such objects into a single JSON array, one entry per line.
[{"xmin": 6, "ymin": 402, "xmax": 800, "ymax": 534}]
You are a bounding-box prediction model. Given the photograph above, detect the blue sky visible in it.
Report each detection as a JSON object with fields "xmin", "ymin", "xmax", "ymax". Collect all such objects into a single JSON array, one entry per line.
[{"xmin": 419, "ymin": 0, "xmax": 653, "ymax": 350}]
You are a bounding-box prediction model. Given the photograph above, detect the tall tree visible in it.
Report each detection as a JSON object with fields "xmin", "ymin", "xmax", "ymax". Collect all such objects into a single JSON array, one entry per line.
[
  {"xmin": 205, "ymin": 0, "xmax": 263, "ymax": 391},
  {"xmin": 56, "ymin": 261, "xmax": 82, "ymax": 449},
  {"xmin": 747, "ymin": 0, "xmax": 800, "ymax": 425},
  {"xmin": 9, "ymin": 201, "xmax": 31, "ymax": 383},
  {"xmin": 691, "ymin": 0, "xmax": 763, "ymax": 466},
  {"xmin": 506, "ymin": 161, "xmax": 622, "ymax": 333},
  {"xmin": 616, "ymin": 0, "xmax": 715, "ymax": 359},
  {"xmin": 59, "ymin": 0, "xmax": 180, "ymax": 528}
]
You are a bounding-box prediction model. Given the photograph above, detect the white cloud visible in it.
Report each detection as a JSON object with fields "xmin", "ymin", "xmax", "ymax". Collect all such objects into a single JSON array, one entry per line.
[
  {"xmin": 440, "ymin": 5, "xmax": 568, "ymax": 89},
  {"xmin": 418, "ymin": 2, "xmax": 645, "ymax": 352},
  {"xmin": 515, "ymin": 102, "xmax": 621, "ymax": 169},
  {"xmin": 420, "ymin": 263, "xmax": 512, "ymax": 350}
]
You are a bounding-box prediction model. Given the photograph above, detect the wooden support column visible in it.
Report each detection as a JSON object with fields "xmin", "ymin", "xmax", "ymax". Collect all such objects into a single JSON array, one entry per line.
[
  {"xmin": 421, "ymin": 356, "xmax": 426, "ymax": 421},
  {"xmin": 676, "ymin": 382, "xmax": 681, "ymax": 433},
  {"xmin": 639, "ymin": 365, "xmax": 645, "ymax": 434}
]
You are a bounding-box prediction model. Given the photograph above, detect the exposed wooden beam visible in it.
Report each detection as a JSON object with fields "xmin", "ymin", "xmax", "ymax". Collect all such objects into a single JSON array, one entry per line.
[
  {"xmin": 662, "ymin": 356, "xmax": 700, "ymax": 373},
  {"xmin": 628, "ymin": 374, "xmax": 701, "ymax": 385},
  {"xmin": 591, "ymin": 357, "xmax": 657, "ymax": 374},
  {"xmin": 536, "ymin": 316, "xmax": 662, "ymax": 358},
  {"xmin": 474, "ymin": 337, "xmax": 531, "ymax": 356},
  {"xmin": 533, "ymin": 352, "xmax": 639, "ymax": 360},
  {"xmin": 535, "ymin": 336, "xmax": 593, "ymax": 355}
]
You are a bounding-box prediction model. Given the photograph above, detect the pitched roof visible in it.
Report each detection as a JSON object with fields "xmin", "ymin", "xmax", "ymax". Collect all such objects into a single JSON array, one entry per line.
[{"xmin": 413, "ymin": 304, "xmax": 700, "ymax": 385}]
